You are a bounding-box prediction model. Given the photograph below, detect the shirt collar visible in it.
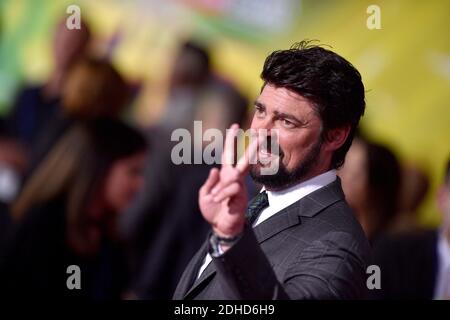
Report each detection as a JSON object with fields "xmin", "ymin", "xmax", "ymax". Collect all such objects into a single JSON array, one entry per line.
[{"xmin": 261, "ymin": 169, "xmax": 337, "ymax": 214}]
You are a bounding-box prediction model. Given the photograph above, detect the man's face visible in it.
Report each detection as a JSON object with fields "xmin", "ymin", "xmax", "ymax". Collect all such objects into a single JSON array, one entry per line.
[{"xmin": 249, "ymin": 84, "xmax": 325, "ymax": 190}]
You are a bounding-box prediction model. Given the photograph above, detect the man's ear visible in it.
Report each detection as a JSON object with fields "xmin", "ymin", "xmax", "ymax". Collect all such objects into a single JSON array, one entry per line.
[{"xmin": 323, "ymin": 126, "xmax": 351, "ymax": 152}]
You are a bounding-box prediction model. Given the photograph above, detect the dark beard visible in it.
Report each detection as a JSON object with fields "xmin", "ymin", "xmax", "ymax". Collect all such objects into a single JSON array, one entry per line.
[{"xmin": 250, "ymin": 137, "xmax": 323, "ymax": 191}]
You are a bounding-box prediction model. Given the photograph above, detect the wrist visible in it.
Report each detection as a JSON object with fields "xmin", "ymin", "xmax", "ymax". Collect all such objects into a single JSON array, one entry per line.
[
  {"xmin": 209, "ymin": 231, "xmax": 243, "ymax": 256},
  {"xmin": 212, "ymin": 223, "xmax": 244, "ymax": 239}
]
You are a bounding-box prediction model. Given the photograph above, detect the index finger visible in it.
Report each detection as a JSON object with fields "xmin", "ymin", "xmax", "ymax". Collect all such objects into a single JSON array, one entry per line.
[
  {"xmin": 222, "ymin": 123, "xmax": 239, "ymax": 167},
  {"xmin": 235, "ymin": 132, "xmax": 259, "ymax": 175}
]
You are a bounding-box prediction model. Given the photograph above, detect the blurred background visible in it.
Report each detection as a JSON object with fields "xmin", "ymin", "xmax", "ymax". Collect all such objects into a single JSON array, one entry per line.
[
  {"xmin": 0, "ymin": 0, "xmax": 449, "ymax": 299},
  {"xmin": 1, "ymin": 0, "xmax": 449, "ymax": 226}
]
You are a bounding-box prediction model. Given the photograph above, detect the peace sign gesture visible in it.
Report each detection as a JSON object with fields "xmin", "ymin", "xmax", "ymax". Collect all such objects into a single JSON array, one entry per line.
[{"xmin": 198, "ymin": 124, "xmax": 258, "ymax": 239}]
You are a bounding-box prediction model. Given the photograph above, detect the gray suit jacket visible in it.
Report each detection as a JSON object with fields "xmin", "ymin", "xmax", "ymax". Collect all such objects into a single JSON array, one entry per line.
[{"xmin": 173, "ymin": 178, "xmax": 372, "ymax": 300}]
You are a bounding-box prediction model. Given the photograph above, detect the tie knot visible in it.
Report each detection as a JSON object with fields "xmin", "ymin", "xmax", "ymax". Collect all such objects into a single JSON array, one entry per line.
[{"xmin": 246, "ymin": 191, "xmax": 269, "ymax": 225}]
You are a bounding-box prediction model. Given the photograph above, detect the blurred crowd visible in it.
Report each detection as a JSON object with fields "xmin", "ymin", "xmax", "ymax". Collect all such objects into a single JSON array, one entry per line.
[{"xmin": 0, "ymin": 19, "xmax": 448, "ymax": 300}]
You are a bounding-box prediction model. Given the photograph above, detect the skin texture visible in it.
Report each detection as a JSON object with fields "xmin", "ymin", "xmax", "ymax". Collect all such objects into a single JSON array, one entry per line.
[{"xmin": 199, "ymin": 84, "xmax": 350, "ymax": 241}]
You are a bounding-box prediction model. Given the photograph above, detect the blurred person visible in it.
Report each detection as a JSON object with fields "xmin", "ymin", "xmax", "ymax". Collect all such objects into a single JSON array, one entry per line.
[
  {"xmin": 61, "ymin": 57, "xmax": 129, "ymax": 119},
  {"xmin": 119, "ymin": 39, "xmax": 249, "ymax": 299},
  {"xmin": 389, "ymin": 164, "xmax": 430, "ymax": 233},
  {"xmin": 0, "ymin": 119, "xmax": 28, "ymax": 248},
  {"xmin": 158, "ymin": 40, "xmax": 212, "ymax": 131},
  {"xmin": 0, "ymin": 118, "xmax": 147, "ymax": 299},
  {"xmin": 0, "ymin": 120, "xmax": 28, "ymax": 248},
  {"xmin": 0, "ymin": 137, "xmax": 27, "ymax": 204},
  {"xmin": 120, "ymin": 77, "xmax": 250, "ymax": 299},
  {"xmin": 195, "ymin": 79, "xmax": 249, "ymax": 134},
  {"xmin": 173, "ymin": 41, "xmax": 370, "ymax": 300},
  {"xmin": 196, "ymin": 80, "xmax": 260, "ymax": 198},
  {"xmin": 339, "ymin": 137, "xmax": 401, "ymax": 242},
  {"xmin": 371, "ymin": 159, "xmax": 450, "ymax": 299},
  {"xmin": 6, "ymin": 19, "xmax": 91, "ymax": 147},
  {"xmin": 29, "ymin": 56, "xmax": 130, "ymax": 172},
  {"xmin": 0, "ymin": 138, "xmax": 27, "ymax": 241}
]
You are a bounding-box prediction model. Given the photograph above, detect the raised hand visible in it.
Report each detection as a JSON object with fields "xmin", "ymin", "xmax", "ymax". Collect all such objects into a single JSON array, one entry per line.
[{"xmin": 198, "ymin": 124, "xmax": 258, "ymax": 238}]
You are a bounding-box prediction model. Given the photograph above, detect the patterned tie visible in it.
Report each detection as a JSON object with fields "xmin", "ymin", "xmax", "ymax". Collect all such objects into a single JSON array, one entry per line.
[{"xmin": 246, "ymin": 191, "xmax": 269, "ymax": 226}]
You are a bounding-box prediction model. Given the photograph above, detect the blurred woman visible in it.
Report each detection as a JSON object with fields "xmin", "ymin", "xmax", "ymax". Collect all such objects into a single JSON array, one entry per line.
[
  {"xmin": 0, "ymin": 118, "xmax": 147, "ymax": 299},
  {"xmin": 339, "ymin": 137, "xmax": 401, "ymax": 242},
  {"xmin": 61, "ymin": 57, "xmax": 129, "ymax": 119},
  {"xmin": 29, "ymin": 57, "xmax": 130, "ymax": 172}
]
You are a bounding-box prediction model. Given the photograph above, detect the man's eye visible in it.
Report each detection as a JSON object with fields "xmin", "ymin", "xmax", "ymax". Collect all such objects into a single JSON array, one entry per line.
[
  {"xmin": 255, "ymin": 106, "xmax": 265, "ymax": 115},
  {"xmin": 282, "ymin": 119, "xmax": 295, "ymax": 128}
]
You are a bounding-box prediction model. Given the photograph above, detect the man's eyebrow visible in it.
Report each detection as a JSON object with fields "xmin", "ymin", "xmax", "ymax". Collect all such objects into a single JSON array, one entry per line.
[
  {"xmin": 254, "ymin": 101, "xmax": 265, "ymax": 108},
  {"xmin": 254, "ymin": 101, "xmax": 305, "ymax": 125},
  {"xmin": 274, "ymin": 111, "xmax": 304, "ymax": 124}
]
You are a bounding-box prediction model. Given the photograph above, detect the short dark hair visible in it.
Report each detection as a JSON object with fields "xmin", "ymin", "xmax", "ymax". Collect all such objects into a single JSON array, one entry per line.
[{"xmin": 261, "ymin": 40, "xmax": 366, "ymax": 169}]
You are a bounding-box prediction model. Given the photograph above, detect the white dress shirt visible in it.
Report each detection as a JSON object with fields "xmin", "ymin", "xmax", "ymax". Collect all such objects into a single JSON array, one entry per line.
[
  {"xmin": 196, "ymin": 170, "xmax": 337, "ymax": 279},
  {"xmin": 434, "ymin": 230, "xmax": 450, "ymax": 299}
]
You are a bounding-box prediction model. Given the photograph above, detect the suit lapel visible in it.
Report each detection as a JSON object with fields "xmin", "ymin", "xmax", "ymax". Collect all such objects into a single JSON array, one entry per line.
[
  {"xmin": 253, "ymin": 205, "xmax": 301, "ymax": 243},
  {"xmin": 178, "ymin": 239, "xmax": 210, "ymax": 298},
  {"xmin": 184, "ymin": 254, "xmax": 217, "ymax": 299},
  {"xmin": 183, "ymin": 178, "xmax": 345, "ymax": 299},
  {"xmin": 254, "ymin": 178, "xmax": 345, "ymax": 243}
]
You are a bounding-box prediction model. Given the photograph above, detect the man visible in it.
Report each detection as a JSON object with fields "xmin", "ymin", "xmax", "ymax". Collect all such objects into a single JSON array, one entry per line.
[{"xmin": 173, "ymin": 41, "xmax": 371, "ymax": 300}]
